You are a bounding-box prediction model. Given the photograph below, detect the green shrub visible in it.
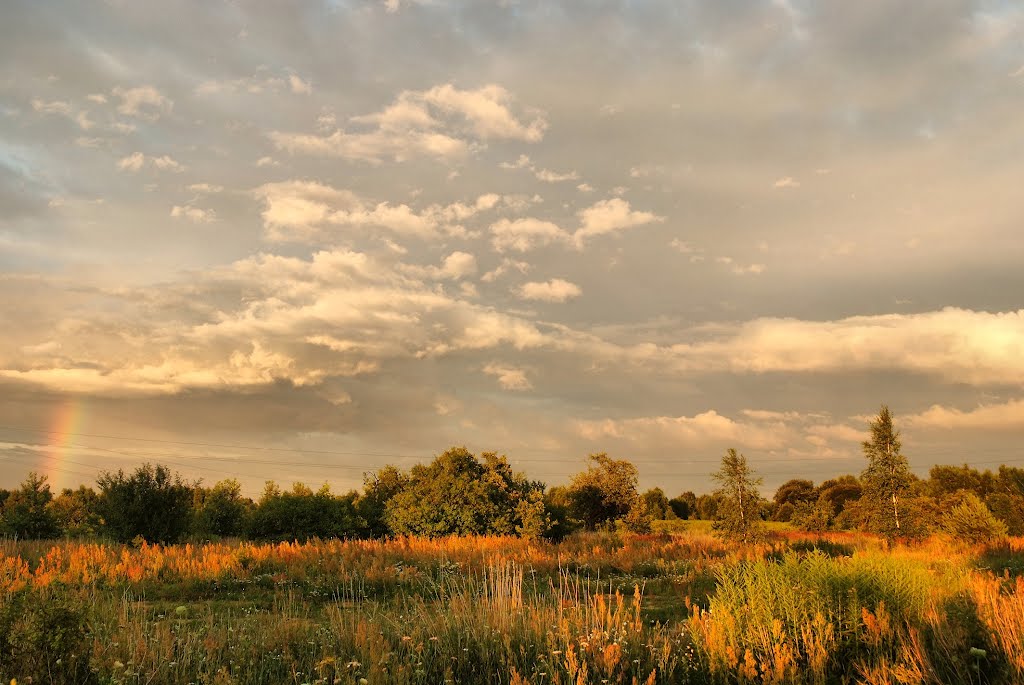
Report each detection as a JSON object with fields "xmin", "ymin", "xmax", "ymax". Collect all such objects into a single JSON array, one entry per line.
[
  {"xmin": 943, "ymin": 492, "xmax": 1008, "ymax": 545},
  {"xmin": 0, "ymin": 588, "xmax": 95, "ymax": 684}
]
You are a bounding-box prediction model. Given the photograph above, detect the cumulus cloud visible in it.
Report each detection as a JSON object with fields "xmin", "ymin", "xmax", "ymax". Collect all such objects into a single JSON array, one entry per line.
[
  {"xmin": 117, "ymin": 152, "xmax": 185, "ymax": 173},
  {"xmin": 30, "ymin": 99, "xmax": 72, "ymax": 116},
  {"xmin": 483, "ymin": 363, "xmax": 532, "ymax": 390},
  {"xmin": 490, "ymin": 217, "xmax": 569, "ymax": 253},
  {"xmin": 170, "ymin": 205, "xmax": 216, "ymax": 223},
  {"xmin": 575, "ymin": 410, "xmax": 792, "ymax": 451},
  {"xmin": 517, "ymin": 278, "xmax": 581, "ymax": 302},
  {"xmin": 0, "ymin": 248, "xmax": 554, "ymax": 396},
  {"xmin": 271, "ymin": 84, "xmax": 545, "ymax": 163},
  {"xmin": 906, "ymin": 400, "xmax": 1024, "ymax": 431},
  {"xmin": 196, "ymin": 69, "xmax": 313, "ymax": 96},
  {"xmin": 661, "ymin": 308, "xmax": 1024, "ymax": 385},
  {"xmin": 400, "ymin": 251, "xmax": 477, "ymax": 280},
  {"xmin": 112, "ymin": 85, "xmax": 171, "ymax": 119},
  {"xmin": 254, "ymin": 181, "xmax": 500, "ymax": 242},
  {"xmin": 573, "ymin": 198, "xmax": 663, "ymax": 246}
]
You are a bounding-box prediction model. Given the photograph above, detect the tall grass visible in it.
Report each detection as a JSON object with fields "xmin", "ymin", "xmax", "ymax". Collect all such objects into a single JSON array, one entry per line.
[{"xmin": 5, "ymin": 533, "xmax": 1024, "ymax": 683}]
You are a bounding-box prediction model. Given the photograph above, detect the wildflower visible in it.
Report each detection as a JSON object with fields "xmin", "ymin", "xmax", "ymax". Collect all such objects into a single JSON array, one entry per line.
[{"xmin": 113, "ymin": 660, "xmax": 125, "ymax": 669}]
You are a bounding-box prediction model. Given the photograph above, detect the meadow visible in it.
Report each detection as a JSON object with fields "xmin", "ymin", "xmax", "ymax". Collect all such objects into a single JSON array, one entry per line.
[{"xmin": 4, "ymin": 529, "xmax": 1024, "ymax": 685}]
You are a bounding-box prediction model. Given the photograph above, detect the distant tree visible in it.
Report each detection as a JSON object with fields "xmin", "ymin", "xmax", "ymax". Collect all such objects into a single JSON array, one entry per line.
[
  {"xmin": 860, "ymin": 406, "xmax": 914, "ymax": 540},
  {"xmin": 669, "ymin": 491, "xmax": 697, "ymax": 519},
  {"xmin": 357, "ymin": 465, "xmax": 409, "ymax": 538},
  {"xmin": 640, "ymin": 487, "xmax": 670, "ymax": 520},
  {"xmin": 49, "ymin": 486, "xmax": 102, "ymax": 538},
  {"xmin": 566, "ymin": 453, "xmax": 640, "ymax": 530},
  {"xmin": 710, "ymin": 448, "xmax": 764, "ymax": 542},
  {"xmin": 0, "ymin": 472, "xmax": 61, "ymax": 539},
  {"xmin": 193, "ymin": 479, "xmax": 250, "ymax": 538},
  {"xmin": 695, "ymin": 493, "xmax": 725, "ymax": 520},
  {"xmin": 96, "ymin": 464, "xmax": 194, "ymax": 543},
  {"xmin": 247, "ymin": 481, "xmax": 361, "ymax": 542},
  {"xmin": 543, "ymin": 485, "xmax": 576, "ymax": 540},
  {"xmin": 928, "ymin": 464, "xmax": 992, "ymax": 500},
  {"xmin": 984, "ymin": 493, "xmax": 1024, "ymax": 536},
  {"xmin": 942, "ymin": 492, "xmax": 1008, "ymax": 545},
  {"xmin": 774, "ymin": 479, "xmax": 816, "ymax": 508},
  {"xmin": 385, "ymin": 447, "xmax": 549, "ymax": 539}
]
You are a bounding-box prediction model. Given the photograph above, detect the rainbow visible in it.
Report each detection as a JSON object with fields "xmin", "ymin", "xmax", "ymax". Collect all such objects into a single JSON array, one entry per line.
[{"xmin": 45, "ymin": 396, "xmax": 87, "ymax": 488}]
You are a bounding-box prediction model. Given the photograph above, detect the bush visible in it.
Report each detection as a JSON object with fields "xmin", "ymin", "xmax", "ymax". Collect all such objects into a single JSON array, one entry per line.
[
  {"xmin": 943, "ymin": 492, "xmax": 1008, "ymax": 545},
  {"xmin": 97, "ymin": 463, "xmax": 194, "ymax": 543},
  {"xmin": 0, "ymin": 588, "xmax": 95, "ymax": 684}
]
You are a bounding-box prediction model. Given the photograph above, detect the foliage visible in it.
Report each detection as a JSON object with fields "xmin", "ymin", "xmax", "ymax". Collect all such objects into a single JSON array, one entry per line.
[
  {"xmin": 640, "ymin": 487, "xmax": 670, "ymax": 520},
  {"xmin": 193, "ymin": 478, "xmax": 250, "ymax": 538},
  {"xmin": 774, "ymin": 478, "xmax": 816, "ymax": 509},
  {"xmin": 860, "ymin": 405, "xmax": 914, "ymax": 540},
  {"xmin": 710, "ymin": 448, "xmax": 765, "ymax": 542},
  {"xmin": 565, "ymin": 452, "xmax": 640, "ymax": 530},
  {"xmin": 669, "ymin": 491, "xmax": 696, "ymax": 519},
  {"xmin": 247, "ymin": 481, "xmax": 361, "ymax": 541},
  {"xmin": 48, "ymin": 485, "xmax": 102, "ymax": 537},
  {"xmin": 0, "ymin": 472, "xmax": 61, "ymax": 539},
  {"xmin": 96, "ymin": 463, "xmax": 195, "ymax": 543},
  {"xmin": 357, "ymin": 464, "xmax": 408, "ymax": 538},
  {"xmin": 385, "ymin": 447, "xmax": 549, "ymax": 538},
  {"xmin": 0, "ymin": 587, "xmax": 95, "ymax": 684},
  {"xmin": 942, "ymin": 491, "xmax": 1009, "ymax": 545}
]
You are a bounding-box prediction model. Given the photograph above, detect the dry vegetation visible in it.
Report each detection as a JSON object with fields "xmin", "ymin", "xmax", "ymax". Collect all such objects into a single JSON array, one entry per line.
[{"xmin": 3, "ymin": 530, "xmax": 1024, "ymax": 684}]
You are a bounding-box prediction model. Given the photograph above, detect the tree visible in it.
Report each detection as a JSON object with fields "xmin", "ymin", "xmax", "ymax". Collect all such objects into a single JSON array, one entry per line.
[
  {"xmin": 247, "ymin": 482, "xmax": 361, "ymax": 542},
  {"xmin": 640, "ymin": 487, "xmax": 670, "ymax": 520},
  {"xmin": 566, "ymin": 453, "xmax": 640, "ymax": 530},
  {"xmin": 357, "ymin": 465, "xmax": 409, "ymax": 538},
  {"xmin": 860, "ymin": 405, "xmax": 914, "ymax": 540},
  {"xmin": 942, "ymin": 492, "xmax": 1008, "ymax": 544},
  {"xmin": 669, "ymin": 491, "xmax": 697, "ymax": 519},
  {"xmin": 384, "ymin": 447, "xmax": 548, "ymax": 539},
  {"xmin": 193, "ymin": 479, "xmax": 250, "ymax": 538},
  {"xmin": 96, "ymin": 464, "xmax": 195, "ymax": 543},
  {"xmin": 49, "ymin": 486, "xmax": 102, "ymax": 538},
  {"xmin": 710, "ymin": 448, "xmax": 764, "ymax": 542},
  {"xmin": 0, "ymin": 473, "xmax": 61, "ymax": 539}
]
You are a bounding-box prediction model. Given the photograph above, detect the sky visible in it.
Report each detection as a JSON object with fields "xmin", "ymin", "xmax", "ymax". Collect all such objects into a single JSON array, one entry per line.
[{"xmin": 1, "ymin": 0, "xmax": 1023, "ymax": 498}]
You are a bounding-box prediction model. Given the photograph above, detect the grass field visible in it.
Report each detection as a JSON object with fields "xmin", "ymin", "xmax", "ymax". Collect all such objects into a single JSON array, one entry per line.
[{"xmin": 4, "ymin": 529, "xmax": 1024, "ymax": 684}]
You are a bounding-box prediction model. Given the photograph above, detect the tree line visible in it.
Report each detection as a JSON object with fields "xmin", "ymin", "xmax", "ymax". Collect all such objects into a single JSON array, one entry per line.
[{"xmin": 0, "ymin": 406, "xmax": 1018, "ymax": 544}]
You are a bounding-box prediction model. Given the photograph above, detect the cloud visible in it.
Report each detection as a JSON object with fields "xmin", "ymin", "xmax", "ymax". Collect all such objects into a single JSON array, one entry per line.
[
  {"xmin": 170, "ymin": 205, "xmax": 216, "ymax": 223},
  {"xmin": 517, "ymin": 278, "xmax": 581, "ymax": 302},
  {"xmin": 500, "ymin": 154, "xmax": 579, "ymax": 183},
  {"xmin": 575, "ymin": 410, "xmax": 791, "ymax": 451},
  {"xmin": 773, "ymin": 176, "xmax": 800, "ymax": 188},
  {"xmin": 489, "ymin": 217, "xmax": 569, "ymax": 253},
  {"xmin": 661, "ymin": 308, "xmax": 1024, "ymax": 385},
  {"xmin": 151, "ymin": 155, "xmax": 184, "ymax": 172},
  {"xmin": 112, "ymin": 85, "xmax": 172, "ymax": 119},
  {"xmin": 117, "ymin": 152, "xmax": 145, "ymax": 172},
  {"xmin": 196, "ymin": 69, "xmax": 312, "ymax": 96},
  {"xmin": 715, "ymin": 256, "xmax": 765, "ymax": 275},
  {"xmin": 117, "ymin": 153, "xmax": 185, "ymax": 173},
  {"xmin": 573, "ymin": 198, "xmax": 663, "ymax": 246},
  {"xmin": 534, "ymin": 168, "xmax": 579, "ymax": 183},
  {"xmin": 254, "ymin": 181, "xmax": 500, "ymax": 242},
  {"xmin": 271, "ymin": 84, "xmax": 545, "ymax": 163},
  {"xmin": 481, "ymin": 258, "xmax": 530, "ymax": 282},
  {"xmin": 400, "ymin": 250, "xmax": 477, "ymax": 280},
  {"xmin": 30, "ymin": 99, "xmax": 73, "ymax": 116},
  {"xmin": 289, "ymin": 74, "xmax": 312, "ymax": 94},
  {"xmin": 187, "ymin": 183, "xmax": 224, "ymax": 194},
  {"xmin": 906, "ymin": 400, "xmax": 1024, "ymax": 432},
  {"xmin": 483, "ymin": 363, "xmax": 532, "ymax": 390}
]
